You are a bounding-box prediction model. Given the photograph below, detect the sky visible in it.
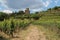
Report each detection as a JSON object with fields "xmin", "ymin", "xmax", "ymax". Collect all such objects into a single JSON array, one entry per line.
[{"xmin": 0, "ymin": 0, "xmax": 60, "ymax": 13}]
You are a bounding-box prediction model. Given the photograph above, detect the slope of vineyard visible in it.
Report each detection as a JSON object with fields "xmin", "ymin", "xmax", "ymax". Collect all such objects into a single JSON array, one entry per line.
[{"xmin": 0, "ymin": 6, "xmax": 60, "ymax": 40}]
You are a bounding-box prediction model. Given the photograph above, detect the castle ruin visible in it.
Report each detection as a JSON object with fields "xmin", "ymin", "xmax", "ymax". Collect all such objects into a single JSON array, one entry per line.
[{"xmin": 25, "ymin": 8, "xmax": 30, "ymax": 14}]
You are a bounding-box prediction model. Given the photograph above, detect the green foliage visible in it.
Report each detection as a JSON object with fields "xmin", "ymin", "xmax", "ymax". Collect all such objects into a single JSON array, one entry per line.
[
  {"xmin": 52, "ymin": 6, "xmax": 60, "ymax": 10},
  {"xmin": 18, "ymin": 11, "xmax": 25, "ymax": 15},
  {"xmin": 0, "ymin": 19, "xmax": 32, "ymax": 37},
  {"xmin": 48, "ymin": 8, "xmax": 51, "ymax": 10},
  {"xmin": 0, "ymin": 12, "xmax": 8, "ymax": 21}
]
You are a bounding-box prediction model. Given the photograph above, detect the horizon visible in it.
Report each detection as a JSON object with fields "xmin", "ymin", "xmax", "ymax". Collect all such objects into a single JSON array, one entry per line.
[{"xmin": 0, "ymin": 0, "xmax": 60, "ymax": 13}]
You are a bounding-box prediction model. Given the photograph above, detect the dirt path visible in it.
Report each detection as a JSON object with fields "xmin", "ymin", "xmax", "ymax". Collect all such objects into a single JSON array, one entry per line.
[
  {"xmin": 24, "ymin": 25, "xmax": 46, "ymax": 40},
  {"xmin": 11, "ymin": 25, "xmax": 46, "ymax": 40},
  {"xmin": 0, "ymin": 31, "xmax": 9, "ymax": 38}
]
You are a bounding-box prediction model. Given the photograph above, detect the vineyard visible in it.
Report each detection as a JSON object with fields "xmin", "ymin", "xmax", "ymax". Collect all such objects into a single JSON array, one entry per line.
[
  {"xmin": 0, "ymin": 6, "xmax": 60, "ymax": 40},
  {"xmin": 0, "ymin": 19, "xmax": 32, "ymax": 37}
]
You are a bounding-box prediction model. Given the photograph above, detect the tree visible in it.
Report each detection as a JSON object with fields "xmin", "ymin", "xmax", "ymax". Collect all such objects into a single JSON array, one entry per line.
[
  {"xmin": 30, "ymin": 14, "xmax": 40, "ymax": 20},
  {"xmin": 53, "ymin": 6, "xmax": 58, "ymax": 10},
  {"xmin": 0, "ymin": 12, "xmax": 8, "ymax": 21},
  {"xmin": 48, "ymin": 8, "xmax": 51, "ymax": 10},
  {"xmin": 18, "ymin": 11, "xmax": 25, "ymax": 15},
  {"xmin": 35, "ymin": 12, "xmax": 39, "ymax": 14}
]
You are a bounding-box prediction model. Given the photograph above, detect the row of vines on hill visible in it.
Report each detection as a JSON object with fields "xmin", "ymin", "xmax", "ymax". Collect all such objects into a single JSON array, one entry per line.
[{"xmin": 0, "ymin": 19, "xmax": 32, "ymax": 37}]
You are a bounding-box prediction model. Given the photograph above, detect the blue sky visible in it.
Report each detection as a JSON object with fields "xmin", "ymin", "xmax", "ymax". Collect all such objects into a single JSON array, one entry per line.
[{"xmin": 0, "ymin": 0, "xmax": 60, "ymax": 13}]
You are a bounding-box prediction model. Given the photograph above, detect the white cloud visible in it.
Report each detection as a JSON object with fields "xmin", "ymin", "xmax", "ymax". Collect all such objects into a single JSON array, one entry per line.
[
  {"xmin": 43, "ymin": 1, "xmax": 50, "ymax": 7},
  {"xmin": 32, "ymin": 8, "xmax": 43, "ymax": 12},
  {"xmin": 0, "ymin": 0, "xmax": 45, "ymax": 12},
  {"xmin": 42, "ymin": 0, "xmax": 52, "ymax": 7},
  {"xmin": 0, "ymin": 0, "xmax": 59, "ymax": 12},
  {"xmin": 0, "ymin": 0, "xmax": 9, "ymax": 9},
  {"xmin": 3, "ymin": 10, "xmax": 12, "ymax": 14}
]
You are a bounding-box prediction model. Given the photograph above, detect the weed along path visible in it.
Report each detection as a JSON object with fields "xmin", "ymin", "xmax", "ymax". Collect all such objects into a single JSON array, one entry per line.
[{"xmin": 11, "ymin": 24, "xmax": 46, "ymax": 40}]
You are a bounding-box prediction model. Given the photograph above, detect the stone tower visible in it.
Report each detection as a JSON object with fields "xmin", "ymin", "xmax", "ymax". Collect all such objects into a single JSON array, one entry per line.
[{"xmin": 25, "ymin": 8, "xmax": 30, "ymax": 14}]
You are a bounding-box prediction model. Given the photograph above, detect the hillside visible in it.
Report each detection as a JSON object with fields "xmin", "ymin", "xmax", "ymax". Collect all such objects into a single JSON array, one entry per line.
[{"xmin": 0, "ymin": 6, "xmax": 60, "ymax": 40}]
